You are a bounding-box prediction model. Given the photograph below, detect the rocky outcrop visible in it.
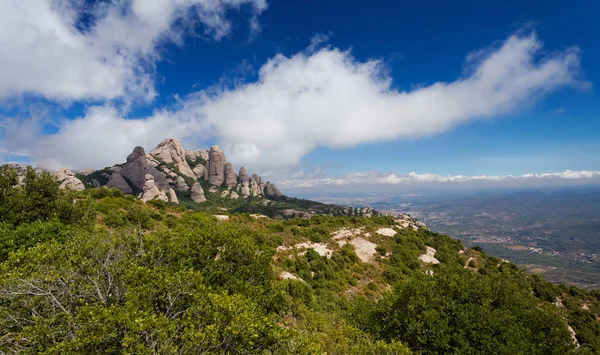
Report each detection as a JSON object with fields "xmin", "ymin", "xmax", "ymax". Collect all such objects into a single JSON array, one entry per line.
[
  {"xmin": 184, "ymin": 149, "xmax": 196, "ymax": 164},
  {"xmin": 193, "ymin": 165, "xmax": 207, "ymax": 180},
  {"xmin": 119, "ymin": 146, "xmax": 147, "ymax": 189},
  {"xmin": 139, "ymin": 174, "xmax": 168, "ymax": 202},
  {"xmin": 208, "ymin": 145, "xmax": 226, "ymax": 186},
  {"xmin": 150, "ymin": 138, "xmax": 195, "ymax": 179},
  {"xmin": 240, "ymin": 185, "xmax": 250, "ymax": 198},
  {"xmin": 194, "ymin": 149, "xmax": 209, "ymax": 161},
  {"xmin": 239, "ymin": 167, "xmax": 249, "ymax": 184},
  {"xmin": 168, "ymin": 188, "xmax": 179, "ymax": 204},
  {"xmin": 175, "ymin": 176, "xmax": 189, "ymax": 192},
  {"xmin": 224, "ymin": 162, "xmax": 236, "ymax": 187},
  {"xmin": 249, "ymin": 178, "xmax": 262, "ymax": 196},
  {"xmin": 54, "ymin": 168, "xmax": 85, "ymax": 191},
  {"xmin": 190, "ymin": 182, "xmax": 206, "ymax": 203},
  {"xmin": 265, "ymin": 182, "xmax": 282, "ymax": 198},
  {"xmin": 106, "ymin": 170, "xmax": 133, "ymax": 194},
  {"xmin": 79, "ymin": 168, "xmax": 95, "ymax": 176},
  {"xmin": 229, "ymin": 191, "xmax": 239, "ymax": 200}
]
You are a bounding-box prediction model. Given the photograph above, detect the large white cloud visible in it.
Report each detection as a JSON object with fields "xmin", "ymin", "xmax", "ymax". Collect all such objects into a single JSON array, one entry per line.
[
  {"xmin": 0, "ymin": 32, "xmax": 587, "ymax": 176},
  {"xmin": 0, "ymin": 0, "xmax": 267, "ymax": 102}
]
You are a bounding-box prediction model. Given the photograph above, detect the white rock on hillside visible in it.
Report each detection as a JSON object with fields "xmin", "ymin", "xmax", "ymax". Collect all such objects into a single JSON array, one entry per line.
[
  {"xmin": 139, "ymin": 174, "xmax": 168, "ymax": 202},
  {"xmin": 54, "ymin": 168, "xmax": 85, "ymax": 191},
  {"xmin": 150, "ymin": 138, "xmax": 195, "ymax": 179},
  {"xmin": 418, "ymin": 246, "xmax": 440, "ymax": 265}
]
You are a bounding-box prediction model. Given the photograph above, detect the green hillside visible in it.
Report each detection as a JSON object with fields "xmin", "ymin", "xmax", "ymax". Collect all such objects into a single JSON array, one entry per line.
[{"xmin": 1, "ymin": 165, "xmax": 599, "ymax": 354}]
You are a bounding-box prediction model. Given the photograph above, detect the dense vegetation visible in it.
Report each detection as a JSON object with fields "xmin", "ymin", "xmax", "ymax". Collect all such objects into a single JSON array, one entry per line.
[{"xmin": 0, "ymin": 165, "xmax": 599, "ymax": 354}]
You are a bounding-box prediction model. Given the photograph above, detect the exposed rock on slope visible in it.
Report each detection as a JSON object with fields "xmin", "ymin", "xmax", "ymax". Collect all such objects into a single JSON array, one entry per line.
[
  {"xmin": 208, "ymin": 145, "xmax": 226, "ymax": 186},
  {"xmin": 54, "ymin": 168, "xmax": 85, "ymax": 191},
  {"xmin": 150, "ymin": 138, "xmax": 195, "ymax": 179},
  {"xmin": 224, "ymin": 162, "xmax": 237, "ymax": 187},
  {"xmin": 265, "ymin": 182, "xmax": 281, "ymax": 198},
  {"xmin": 190, "ymin": 182, "xmax": 206, "ymax": 203},
  {"xmin": 139, "ymin": 174, "xmax": 168, "ymax": 202}
]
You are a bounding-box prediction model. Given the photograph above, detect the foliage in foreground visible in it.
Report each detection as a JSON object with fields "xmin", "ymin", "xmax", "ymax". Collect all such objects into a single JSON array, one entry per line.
[{"xmin": 0, "ymin": 165, "xmax": 599, "ymax": 354}]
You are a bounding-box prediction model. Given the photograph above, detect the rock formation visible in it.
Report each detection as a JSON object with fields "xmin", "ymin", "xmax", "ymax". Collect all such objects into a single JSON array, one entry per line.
[
  {"xmin": 175, "ymin": 176, "xmax": 189, "ymax": 192},
  {"xmin": 106, "ymin": 169, "xmax": 133, "ymax": 194},
  {"xmin": 139, "ymin": 174, "xmax": 168, "ymax": 202},
  {"xmin": 208, "ymin": 145, "xmax": 226, "ymax": 186},
  {"xmin": 224, "ymin": 162, "xmax": 237, "ymax": 187},
  {"xmin": 194, "ymin": 149, "xmax": 209, "ymax": 161},
  {"xmin": 119, "ymin": 146, "xmax": 147, "ymax": 189},
  {"xmin": 150, "ymin": 138, "xmax": 195, "ymax": 179},
  {"xmin": 54, "ymin": 168, "xmax": 85, "ymax": 191},
  {"xmin": 192, "ymin": 165, "xmax": 206, "ymax": 180},
  {"xmin": 239, "ymin": 167, "xmax": 249, "ymax": 184},
  {"xmin": 79, "ymin": 168, "xmax": 95, "ymax": 176},
  {"xmin": 190, "ymin": 182, "xmax": 206, "ymax": 203},
  {"xmin": 265, "ymin": 182, "xmax": 282, "ymax": 198},
  {"xmin": 168, "ymin": 189, "xmax": 179, "ymax": 204}
]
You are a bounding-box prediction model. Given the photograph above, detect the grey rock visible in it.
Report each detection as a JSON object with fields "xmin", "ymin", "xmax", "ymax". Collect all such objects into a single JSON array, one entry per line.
[
  {"xmin": 265, "ymin": 182, "xmax": 282, "ymax": 198},
  {"xmin": 79, "ymin": 168, "xmax": 95, "ymax": 176},
  {"xmin": 184, "ymin": 149, "xmax": 197, "ymax": 164},
  {"xmin": 194, "ymin": 149, "xmax": 209, "ymax": 161},
  {"xmin": 190, "ymin": 182, "xmax": 206, "ymax": 203},
  {"xmin": 168, "ymin": 188, "xmax": 179, "ymax": 204},
  {"xmin": 175, "ymin": 176, "xmax": 189, "ymax": 192},
  {"xmin": 249, "ymin": 179, "xmax": 262, "ymax": 196},
  {"xmin": 139, "ymin": 174, "xmax": 168, "ymax": 202},
  {"xmin": 208, "ymin": 145, "xmax": 226, "ymax": 186},
  {"xmin": 150, "ymin": 138, "xmax": 195, "ymax": 179},
  {"xmin": 120, "ymin": 146, "xmax": 147, "ymax": 189},
  {"xmin": 106, "ymin": 172, "xmax": 133, "ymax": 194},
  {"xmin": 193, "ymin": 165, "xmax": 207, "ymax": 180},
  {"xmin": 239, "ymin": 167, "xmax": 249, "ymax": 184},
  {"xmin": 209, "ymin": 185, "xmax": 219, "ymax": 194},
  {"xmin": 221, "ymin": 190, "xmax": 230, "ymax": 198},
  {"xmin": 224, "ymin": 162, "xmax": 237, "ymax": 187},
  {"xmin": 229, "ymin": 191, "xmax": 239, "ymax": 200},
  {"xmin": 54, "ymin": 168, "xmax": 85, "ymax": 191}
]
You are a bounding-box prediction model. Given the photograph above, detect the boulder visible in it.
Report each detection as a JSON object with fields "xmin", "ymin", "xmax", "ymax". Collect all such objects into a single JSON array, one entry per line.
[
  {"xmin": 79, "ymin": 168, "xmax": 95, "ymax": 176},
  {"xmin": 106, "ymin": 172, "xmax": 133, "ymax": 194},
  {"xmin": 120, "ymin": 146, "xmax": 147, "ymax": 189},
  {"xmin": 193, "ymin": 164, "xmax": 207, "ymax": 180},
  {"xmin": 208, "ymin": 145, "xmax": 226, "ymax": 186},
  {"xmin": 139, "ymin": 174, "xmax": 168, "ymax": 202},
  {"xmin": 224, "ymin": 162, "xmax": 237, "ymax": 187},
  {"xmin": 168, "ymin": 188, "xmax": 179, "ymax": 204},
  {"xmin": 265, "ymin": 182, "xmax": 282, "ymax": 198},
  {"xmin": 150, "ymin": 138, "xmax": 195, "ymax": 179},
  {"xmin": 175, "ymin": 176, "xmax": 189, "ymax": 192},
  {"xmin": 54, "ymin": 168, "xmax": 85, "ymax": 191},
  {"xmin": 239, "ymin": 167, "xmax": 249, "ymax": 184},
  {"xmin": 229, "ymin": 191, "xmax": 239, "ymax": 200},
  {"xmin": 209, "ymin": 185, "xmax": 219, "ymax": 194},
  {"xmin": 221, "ymin": 190, "xmax": 230, "ymax": 198},
  {"xmin": 190, "ymin": 182, "xmax": 206, "ymax": 203}
]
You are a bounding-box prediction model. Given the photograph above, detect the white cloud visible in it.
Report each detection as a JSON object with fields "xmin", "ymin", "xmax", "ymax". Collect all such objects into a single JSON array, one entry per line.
[
  {"xmin": 0, "ymin": 0, "xmax": 267, "ymax": 102},
  {"xmin": 0, "ymin": 31, "xmax": 588, "ymax": 176},
  {"xmin": 278, "ymin": 170, "xmax": 600, "ymax": 188}
]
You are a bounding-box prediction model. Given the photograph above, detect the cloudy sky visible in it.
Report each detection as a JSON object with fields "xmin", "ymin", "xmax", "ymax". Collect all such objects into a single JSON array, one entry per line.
[{"xmin": 1, "ymin": 0, "xmax": 599, "ymax": 190}]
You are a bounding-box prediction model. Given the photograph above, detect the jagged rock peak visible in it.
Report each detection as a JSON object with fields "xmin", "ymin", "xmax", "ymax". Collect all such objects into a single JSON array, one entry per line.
[
  {"xmin": 150, "ymin": 138, "xmax": 195, "ymax": 179},
  {"xmin": 239, "ymin": 167, "xmax": 249, "ymax": 184},
  {"xmin": 208, "ymin": 145, "xmax": 226, "ymax": 186},
  {"xmin": 224, "ymin": 162, "xmax": 236, "ymax": 187}
]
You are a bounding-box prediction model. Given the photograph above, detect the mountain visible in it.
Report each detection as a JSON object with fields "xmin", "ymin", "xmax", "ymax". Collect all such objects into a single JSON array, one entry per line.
[
  {"xmin": 48, "ymin": 138, "xmax": 375, "ymax": 219},
  {"xmin": 0, "ymin": 162, "xmax": 599, "ymax": 354}
]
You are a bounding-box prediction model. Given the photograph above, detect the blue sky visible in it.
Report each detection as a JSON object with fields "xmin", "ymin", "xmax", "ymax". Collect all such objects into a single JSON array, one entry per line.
[{"xmin": 1, "ymin": 0, "xmax": 599, "ymax": 189}]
